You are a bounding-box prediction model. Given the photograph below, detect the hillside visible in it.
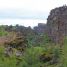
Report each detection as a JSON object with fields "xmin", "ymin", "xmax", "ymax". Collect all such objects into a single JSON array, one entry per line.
[{"xmin": 0, "ymin": 6, "xmax": 67, "ymax": 67}]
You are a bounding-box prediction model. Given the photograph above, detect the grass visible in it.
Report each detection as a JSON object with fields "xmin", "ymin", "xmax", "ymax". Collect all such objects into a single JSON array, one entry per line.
[{"xmin": 61, "ymin": 37, "xmax": 67, "ymax": 67}]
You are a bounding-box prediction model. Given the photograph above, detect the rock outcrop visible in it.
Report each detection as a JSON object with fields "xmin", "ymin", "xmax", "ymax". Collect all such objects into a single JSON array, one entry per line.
[
  {"xmin": 34, "ymin": 23, "xmax": 47, "ymax": 34},
  {"xmin": 47, "ymin": 5, "xmax": 67, "ymax": 44}
]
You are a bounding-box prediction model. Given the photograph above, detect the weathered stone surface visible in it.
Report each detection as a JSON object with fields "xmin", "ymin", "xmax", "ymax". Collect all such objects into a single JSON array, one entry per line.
[
  {"xmin": 34, "ymin": 23, "xmax": 47, "ymax": 34},
  {"xmin": 47, "ymin": 5, "xmax": 67, "ymax": 44}
]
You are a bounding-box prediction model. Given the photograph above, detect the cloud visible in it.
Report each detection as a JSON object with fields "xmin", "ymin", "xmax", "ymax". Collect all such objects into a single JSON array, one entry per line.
[
  {"xmin": 0, "ymin": 0, "xmax": 66, "ymax": 11},
  {"xmin": 0, "ymin": 0, "xmax": 66, "ymax": 26},
  {"xmin": 0, "ymin": 19, "xmax": 46, "ymax": 27},
  {"xmin": 0, "ymin": 10, "xmax": 48, "ymax": 19},
  {"xmin": 0, "ymin": 0, "xmax": 66, "ymax": 19}
]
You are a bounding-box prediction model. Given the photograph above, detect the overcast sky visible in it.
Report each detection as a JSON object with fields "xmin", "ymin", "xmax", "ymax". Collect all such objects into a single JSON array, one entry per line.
[{"xmin": 0, "ymin": 0, "xmax": 67, "ymax": 27}]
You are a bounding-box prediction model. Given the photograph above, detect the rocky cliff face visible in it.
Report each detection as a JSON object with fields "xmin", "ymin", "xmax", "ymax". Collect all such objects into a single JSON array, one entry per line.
[
  {"xmin": 34, "ymin": 23, "xmax": 47, "ymax": 35},
  {"xmin": 47, "ymin": 5, "xmax": 67, "ymax": 44}
]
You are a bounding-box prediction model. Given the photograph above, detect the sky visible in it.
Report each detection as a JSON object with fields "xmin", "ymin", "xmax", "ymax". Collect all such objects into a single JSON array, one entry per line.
[{"xmin": 0, "ymin": 0, "xmax": 67, "ymax": 27}]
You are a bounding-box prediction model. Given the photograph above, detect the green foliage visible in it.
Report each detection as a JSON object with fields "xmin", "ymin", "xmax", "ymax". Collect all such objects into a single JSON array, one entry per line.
[
  {"xmin": 61, "ymin": 36, "xmax": 67, "ymax": 67},
  {"xmin": 27, "ymin": 34, "xmax": 52, "ymax": 47},
  {"xmin": 0, "ymin": 31, "xmax": 8, "ymax": 36},
  {"xmin": 0, "ymin": 44, "xmax": 61, "ymax": 67},
  {"xmin": 0, "ymin": 25, "xmax": 64, "ymax": 67},
  {"xmin": 0, "ymin": 46, "xmax": 16, "ymax": 67},
  {"xmin": 0, "ymin": 26, "xmax": 8, "ymax": 36}
]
